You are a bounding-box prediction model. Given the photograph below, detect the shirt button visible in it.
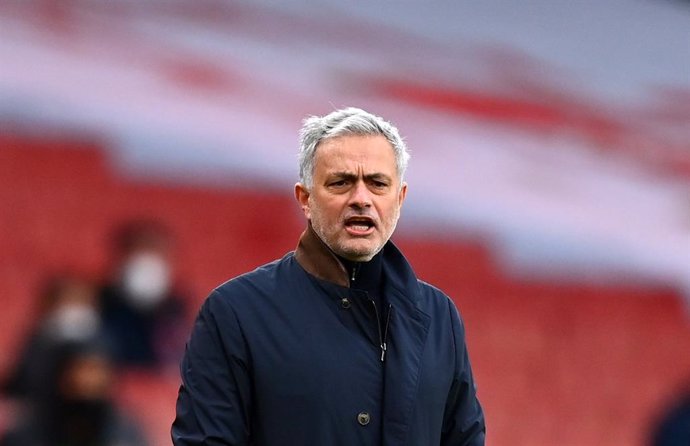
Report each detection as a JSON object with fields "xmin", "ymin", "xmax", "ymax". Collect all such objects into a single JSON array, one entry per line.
[
  {"xmin": 357, "ymin": 411, "xmax": 370, "ymax": 426},
  {"xmin": 341, "ymin": 297, "xmax": 351, "ymax": 309}
]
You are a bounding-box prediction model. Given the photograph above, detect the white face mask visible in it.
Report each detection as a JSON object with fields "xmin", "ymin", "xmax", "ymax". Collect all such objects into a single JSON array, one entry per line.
[
  {"xmin": 46, "ymin": 304, "xmax": 100, "ymax": 342},
  {"xmin": 121, "ymin": 252, "xmax": 171, "ymax": 310}
]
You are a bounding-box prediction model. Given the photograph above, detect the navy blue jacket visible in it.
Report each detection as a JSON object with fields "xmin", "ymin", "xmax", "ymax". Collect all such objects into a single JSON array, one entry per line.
[{"xmin": 172, "ymin": 226, "xmax": 485, "ymax": 445}]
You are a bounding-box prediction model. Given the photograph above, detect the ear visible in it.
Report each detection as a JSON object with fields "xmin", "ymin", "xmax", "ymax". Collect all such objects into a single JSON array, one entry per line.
[
  {"xmin": 398, "ymin": 182, "xmax": 408, "ymax": 207},
  {"xmin": 295, "ymin": 183, "xmax": 312, "ymax": 219}
]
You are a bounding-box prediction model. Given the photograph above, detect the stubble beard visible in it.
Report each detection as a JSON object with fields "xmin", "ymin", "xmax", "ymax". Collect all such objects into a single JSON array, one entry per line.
[{"xmin": 310, "ymin": 205, "xmax": 400, "ymax": 262}]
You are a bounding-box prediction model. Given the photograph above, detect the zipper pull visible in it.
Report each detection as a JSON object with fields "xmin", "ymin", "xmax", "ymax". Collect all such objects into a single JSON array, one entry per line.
[
  {"xmin": 380, "ymin": 304, "xmax": 392, "ymax": 363},
  {"xmin": 351, "ymin": 263, "xmax": 360, "ymax": 282}
]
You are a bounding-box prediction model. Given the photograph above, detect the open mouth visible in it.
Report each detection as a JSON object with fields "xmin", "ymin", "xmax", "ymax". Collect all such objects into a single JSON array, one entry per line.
[{"xmin": 344, "ymin": 216, "xmax": 375, "ymax": 234}]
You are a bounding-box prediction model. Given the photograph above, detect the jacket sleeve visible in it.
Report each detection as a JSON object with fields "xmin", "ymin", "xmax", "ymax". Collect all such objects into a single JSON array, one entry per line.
[
  {"xmin": 172, "ymin": 290, "xmax": 253, "ymax": 446},
  {"xmin": 440, "ymin": 300, "xmax": 486, "ymax": 446}
]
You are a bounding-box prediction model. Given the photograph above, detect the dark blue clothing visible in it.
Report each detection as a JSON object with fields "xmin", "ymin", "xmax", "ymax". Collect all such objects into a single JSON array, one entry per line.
[
  {"xmin": 652, "ymin": 395, "xmax": 690, "ymax": 446},
  {"xmin": 99, "ymin": 284, "xmax": 187, "ymax": 367},
  {"xmin": 172, "ymin": 226, "xmax": 485, "ymax": 445}
]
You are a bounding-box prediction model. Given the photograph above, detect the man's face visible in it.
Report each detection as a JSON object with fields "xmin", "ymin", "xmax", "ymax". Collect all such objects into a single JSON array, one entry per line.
[{"xmin": 295, "ymin": 135, "xmax": 407, "ymax": 262}]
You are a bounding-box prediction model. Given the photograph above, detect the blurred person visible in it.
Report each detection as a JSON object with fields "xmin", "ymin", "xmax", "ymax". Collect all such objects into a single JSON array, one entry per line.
[
  {"xmin": 651, "ymin": 390, "xmax": 690, "ymax": 446},
  {"xmin": 2, "ymin": 273, "xmax": 104, "ymax": 402},
  {"xmin": 1, "ymin": 341, "xmax": 148, "ymax": 446},
  {"xmin": 172, "ymin": 107, "xmax": 485, "ymax": 445},
  {"xmin": 99, "ymin": 219, "xmax": 188, "ymax": 369}
]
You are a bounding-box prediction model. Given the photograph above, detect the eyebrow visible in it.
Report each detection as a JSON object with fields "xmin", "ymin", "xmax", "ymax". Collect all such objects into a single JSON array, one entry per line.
[{"xmin": 329, "ymin": 172, "xmax": 392, "ymax": 183}]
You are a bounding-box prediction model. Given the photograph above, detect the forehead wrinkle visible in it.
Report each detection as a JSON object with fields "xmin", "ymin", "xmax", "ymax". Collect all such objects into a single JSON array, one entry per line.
[{"xmin": 314, "ymin": 135, "xmax": 399, "ymax": 181}]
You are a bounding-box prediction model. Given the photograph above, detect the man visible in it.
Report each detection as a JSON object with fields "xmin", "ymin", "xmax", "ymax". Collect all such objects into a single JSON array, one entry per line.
[{"xmin": 172, "ymin": 107, "xmax": 485, "ymax": 445}]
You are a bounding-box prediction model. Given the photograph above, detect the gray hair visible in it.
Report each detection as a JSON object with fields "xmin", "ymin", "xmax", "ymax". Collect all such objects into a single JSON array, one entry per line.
[{"xmin": 298, "ymin": 107, "xmax": 410, "ymax": 189}]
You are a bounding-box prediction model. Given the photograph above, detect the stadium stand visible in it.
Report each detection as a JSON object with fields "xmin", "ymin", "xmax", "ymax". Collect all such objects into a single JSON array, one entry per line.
[{"xmin": 1, "ymin": 130, "xmax": 689, "ymax": 445}]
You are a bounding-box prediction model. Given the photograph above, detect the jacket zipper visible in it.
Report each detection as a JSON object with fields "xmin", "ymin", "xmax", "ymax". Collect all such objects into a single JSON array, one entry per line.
[
  {"xmin": 351, "ymin": 263, "xmax": 390, "ymax": 362},
  {"xmin": 381, "ymin": 304, "xmax": 392, "ymax": 362},
  {"xmin": 351, "ymin": 263, "xmax": 360, "ymax": 282},
  {"xmin": 370, "ymin": 301, "xmax": 393, "ymax": 362}
]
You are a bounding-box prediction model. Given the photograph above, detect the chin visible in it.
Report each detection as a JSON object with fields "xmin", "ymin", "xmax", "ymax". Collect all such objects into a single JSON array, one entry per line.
[
  {"xmin": 338, "ymin": 244, "xmax": 380, "ymax": 262},
  {"xmin": 345, "ymin": 253, "xmax": 375, "ymax": 262}
]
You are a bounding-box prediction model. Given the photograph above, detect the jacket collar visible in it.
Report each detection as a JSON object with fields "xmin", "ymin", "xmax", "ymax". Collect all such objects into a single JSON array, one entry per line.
[
  {"xmin": 294, "ymin": 223, "xmax": 351, "ymax": 288},
  {"xmin": 294, "ymin": 223, "xmax": 419, "ymax": 298}
]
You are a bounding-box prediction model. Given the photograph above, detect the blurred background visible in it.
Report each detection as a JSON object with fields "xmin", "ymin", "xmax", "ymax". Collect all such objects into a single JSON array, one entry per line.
[{"xmin": 1, "ymin": 0, "xmax": 689, "ymax": 445}]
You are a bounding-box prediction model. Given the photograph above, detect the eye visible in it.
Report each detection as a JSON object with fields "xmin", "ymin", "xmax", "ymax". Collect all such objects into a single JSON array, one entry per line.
[
  {"xmin": 370, "ymin": 179, "xmax": 389, "ymax": 190},
  {"xmin": 329, "ymin": 179, "xmax": 348, "ymax": 188}
]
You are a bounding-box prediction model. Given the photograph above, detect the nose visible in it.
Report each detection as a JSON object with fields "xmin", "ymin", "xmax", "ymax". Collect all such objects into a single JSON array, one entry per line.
[{"xmin": 349, "ymin": 181, "xmax": 372, "ymax": 209}]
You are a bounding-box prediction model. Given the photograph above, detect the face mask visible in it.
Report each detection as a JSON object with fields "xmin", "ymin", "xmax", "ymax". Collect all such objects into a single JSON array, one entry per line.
[
  {"xmin": 46, "ymin": 304, "xmax": 100, "ymax": 342},
  {"xmin": 121, "ymin": 252, "xmax": 171, "ymax": 310}
]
